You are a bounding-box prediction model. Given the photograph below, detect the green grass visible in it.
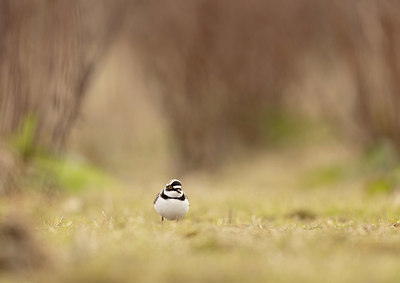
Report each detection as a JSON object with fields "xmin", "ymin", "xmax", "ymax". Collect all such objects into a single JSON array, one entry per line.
[{"xmin": 2, "ymin": 143, "xmax": 400, "ymax": 283}]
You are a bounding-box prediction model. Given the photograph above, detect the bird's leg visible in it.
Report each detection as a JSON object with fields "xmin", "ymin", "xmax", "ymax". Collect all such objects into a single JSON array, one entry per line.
[
  {"xmin": 161, "ymin": 216, "xmax": 164, "ymax": 225},
  {"xmin": 176, "ymin": 219, "xmax": 179, "ymax": 223}
]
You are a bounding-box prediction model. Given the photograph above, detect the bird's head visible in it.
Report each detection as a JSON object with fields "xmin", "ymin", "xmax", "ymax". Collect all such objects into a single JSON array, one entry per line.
[{"xmin": 165, "ymin": 179, "xmax": 182, "ymax": 194}]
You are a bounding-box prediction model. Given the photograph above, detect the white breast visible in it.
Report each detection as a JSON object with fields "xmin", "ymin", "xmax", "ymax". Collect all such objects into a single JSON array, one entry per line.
[{"xmin": 154, "ymin": 195, "xmax": 189, "ymax": 221}]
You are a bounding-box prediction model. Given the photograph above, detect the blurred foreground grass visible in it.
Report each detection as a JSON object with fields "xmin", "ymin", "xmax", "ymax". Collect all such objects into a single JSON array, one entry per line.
[{"xmin": 2, "ymin": 143, "xmax": 400, "ymax": 283}]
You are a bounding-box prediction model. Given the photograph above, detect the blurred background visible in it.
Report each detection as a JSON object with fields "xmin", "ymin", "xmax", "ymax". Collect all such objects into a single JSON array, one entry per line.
[
  {"xmin": 1, "ymin": 0, "xmax": 400, "ymax": 191},
  {"xmin": 2, "ymin": 1, "xmax": 400, "ymax": 282}
]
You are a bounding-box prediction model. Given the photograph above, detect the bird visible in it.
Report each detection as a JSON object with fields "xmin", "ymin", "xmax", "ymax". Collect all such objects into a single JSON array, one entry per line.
[{"xmin": 154, "ymin": 179, "xmax": 189, "ymax": 223}]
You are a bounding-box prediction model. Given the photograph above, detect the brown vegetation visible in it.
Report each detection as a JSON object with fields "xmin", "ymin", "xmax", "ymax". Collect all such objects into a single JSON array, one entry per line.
[
  {"xmin": 0, "ymin": 1, "xmax": 129, "ymax": 189},
  {"xmin": 0, "ymin": 0, "xmax": 128, "ymax": 150},
  {"xmin": 130, "ymin": 0, "xmax": 400, "ymax": 168},
  {"xmin": 1, "ymin": 0, "xmax": 400, "ymax": 174}
]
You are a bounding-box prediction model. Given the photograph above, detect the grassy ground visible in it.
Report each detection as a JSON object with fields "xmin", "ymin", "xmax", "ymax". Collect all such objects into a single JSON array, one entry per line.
[{"xmin": 2, "ymin": 143, "xmax": 400, "ymax": 283}]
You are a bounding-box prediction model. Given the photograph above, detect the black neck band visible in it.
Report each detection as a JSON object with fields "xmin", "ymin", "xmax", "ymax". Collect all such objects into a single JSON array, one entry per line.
[{"xmin": 161, "ymin": 190, "xmax": 186, "ymax": 201}]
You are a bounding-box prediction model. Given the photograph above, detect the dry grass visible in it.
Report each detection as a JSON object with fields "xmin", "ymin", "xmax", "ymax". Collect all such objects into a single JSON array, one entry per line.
[{"xmin": 2, "ymin": 142, "xmax": 400, "ymax": 282}]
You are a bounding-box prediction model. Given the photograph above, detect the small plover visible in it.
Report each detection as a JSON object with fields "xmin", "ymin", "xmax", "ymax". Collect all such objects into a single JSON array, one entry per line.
[{"xmin": 154, "ymin": 179, "xmax": 189, "ymax": 223}]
